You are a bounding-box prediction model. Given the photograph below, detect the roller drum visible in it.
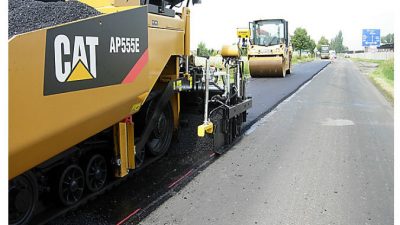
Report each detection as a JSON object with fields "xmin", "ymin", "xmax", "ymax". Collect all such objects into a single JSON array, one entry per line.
[{"xmin": 249, "ymin": 56, "xmax": 285, "ymax": 77}]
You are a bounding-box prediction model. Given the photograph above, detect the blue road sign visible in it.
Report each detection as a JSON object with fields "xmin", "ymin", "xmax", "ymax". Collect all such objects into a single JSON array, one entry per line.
[{"xmin": 362, "ymin": 29, "xmax": 380, "ymax": 47}]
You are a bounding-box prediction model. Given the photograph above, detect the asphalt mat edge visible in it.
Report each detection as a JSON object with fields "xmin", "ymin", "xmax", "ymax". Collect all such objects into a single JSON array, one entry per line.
[
  {"xmin": 43, "ymin": 61, "xmax": 331, "ymax": 225},
  {"xmin": 123, "ymin": 61, "xmax": 332, "ymax": 224}
]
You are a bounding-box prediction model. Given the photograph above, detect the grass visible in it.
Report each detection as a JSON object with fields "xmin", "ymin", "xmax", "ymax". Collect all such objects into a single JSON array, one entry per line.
[
  {"xmin": 351, "ymin": 58, "xmax": 394, "ymax": 103},
  {"xmin": 291, "ymin": 55, "xmax": 315, "ymax": 65}
]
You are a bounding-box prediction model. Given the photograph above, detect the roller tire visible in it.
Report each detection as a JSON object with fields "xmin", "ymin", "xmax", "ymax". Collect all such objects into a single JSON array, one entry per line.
[
  {"xmin": 85, "ymin": 154, "xmax": 107, "ymax": 193},
  {"xmin": 145, "ymin": 101, "xmax": 174, "ymax": 157},
  {"xmin": 58, "ymin": 164, "xmax": 85, "ymax": 206},
  {"xmin": 9, "ymin": 172, "xmax": 38, "ymax": 225}
]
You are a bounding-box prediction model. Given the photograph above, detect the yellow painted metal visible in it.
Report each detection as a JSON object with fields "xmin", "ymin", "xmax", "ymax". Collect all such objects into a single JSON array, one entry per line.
[
  {"xmin": 197, "ymin": 122, "xmax": 214, "ymax": 137},
  {"xmin": 78, "ymin": 0, "xmax": 139, "ymax": 14},
  {"xmin": 171, "ymin": 93, "xmax": 180, "ymax": 129},
  {"xmin": 172, "ymin": 57, "xmax": 181, "ymax": 129},
  {"xmin": 248, "ymin": 56, "xmax": 285, "ymax": 77},
  {"xmin": 130, "ymin": 103, "xmax": 142, "ymax": 114},
  {"xmin": 126, "ymin": 122, "xmax": 135, "ymax": 169},
  {"xmin": 78, "ymin": 0, "xmax": 114, "ymax": 9},
  {"xmin": 183, "ymin": 8, "xmax": 191, "ymax": 56},
  {"xmin": 237, "ymin": 29, "xmax": 250, "ymax": 39},
  {"xmin": 9, "ymin": 5, "xmax": 189, "ymax": 179},
  {"xmin": 248, "ymin": 44, "xmax": 285, "ymax": 55},
  {"xmin": 147, "ymin": 28, "xmax": 184, "ymax": 88},
  {"xmin": 173, "ymin": 80, "xmax": 183, "ymax": 91},
  {"xmin": 113, "ymin": 120, "xmax": 135, "ymax": 177},
  {"xmin": 221, "ymin": 45, "xmax": 239, "ymax": 58},
  {"xmin": 148, "ymin": 13, "xmax": 185, "ymax": 30},
  {"xmin": 115, "ymin": 122, "xmax": 128, "ymax": 177},
  {"xmin": 248, "ymin": 44, "xmax": 291, "ymax": 77},
  {"xmin": 9, "ymin": 27, "xmax": 149, "ymax": 179},
  {"xmin": 113, "ymin": 0, "xmax": 140, "ymax": 7},
  {"xmin": 78, "ymin": 0, "xmax": 186, "ymax": 31},
  {"xmin": 67, "ymin": 61, "xmax": 94, "ymax": 81}
]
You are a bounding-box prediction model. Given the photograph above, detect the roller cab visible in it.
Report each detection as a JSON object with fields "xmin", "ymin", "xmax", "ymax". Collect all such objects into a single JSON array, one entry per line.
[{"xmin": 248, "ymin": 19, "xmax": 292, "ymax": 77}]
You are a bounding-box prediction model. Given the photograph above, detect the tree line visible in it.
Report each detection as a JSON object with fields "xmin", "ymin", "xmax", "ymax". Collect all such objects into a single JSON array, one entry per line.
[
  {"xmin": 291, "ymin": 28, "xmax": 348, "ymax": 57},
  {"xmin": 292, "ymin": 30, "xmax": 394, "ymax": 56},
  {"xmin": 196, "ymin": 31, "xmax": 394, "ymax": 58},
  {"xmin": 381, "ymin": 33, "xmax": 394, "ymax": 44}
]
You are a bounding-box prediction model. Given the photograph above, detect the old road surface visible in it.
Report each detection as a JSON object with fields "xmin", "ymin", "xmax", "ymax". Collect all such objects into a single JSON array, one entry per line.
[
  {"xmin": 48, "ymin": 60, "xmax": 376, "ymax": 225},
  {"xmin": 139, "ymin": 59, "xmax": 394, "ymax": 225}
]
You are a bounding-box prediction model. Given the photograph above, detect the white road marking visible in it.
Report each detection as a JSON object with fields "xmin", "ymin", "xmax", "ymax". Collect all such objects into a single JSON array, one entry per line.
[{"xmin": 321, "ymin": 118, "xmax": 355, "ymax": 126}]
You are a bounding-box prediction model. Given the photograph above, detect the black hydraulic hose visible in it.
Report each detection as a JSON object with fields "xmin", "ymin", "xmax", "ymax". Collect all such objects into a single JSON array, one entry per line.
[
  {"xmin": 240, "ymin": 60, "xmax": 245, "ymax": 76},
  {"xmin": 211, "ymin": 94, "xmax": 227, "ymax": 103},
  {"xmin": 209, "ymin": 105, "xmax": 225, "ymax": 118},
  {"xmin": 209, "ymin": 81, "xmax": 224, "ymax": 91},
  {"xmin": 230, "ymin": 91, "xmax": 238, "ymax": 99}
]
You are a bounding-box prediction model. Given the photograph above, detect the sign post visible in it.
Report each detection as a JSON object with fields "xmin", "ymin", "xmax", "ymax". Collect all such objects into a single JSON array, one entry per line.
[{"xmin": 362, "ymin": 29, "xmax": 381, "ymax": 47}]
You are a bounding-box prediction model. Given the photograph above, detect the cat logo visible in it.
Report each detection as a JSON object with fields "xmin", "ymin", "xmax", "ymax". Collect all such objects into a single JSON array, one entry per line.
[
  {"xmin": 54, "ymin": 35, "xmax": 99, "ymax": 82},
  {"xmin": 44, "ymin": 6, "xmax": 148, "ymax": 96}
]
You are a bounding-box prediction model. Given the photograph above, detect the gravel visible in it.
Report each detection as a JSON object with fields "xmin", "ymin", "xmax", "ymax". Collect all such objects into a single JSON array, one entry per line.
[
  {"xmin": 9, "ymin": 0, "xmax": 101, "ymax": 38},
  {"xmin": 169, "ymin": 113, "xmax": 214, "ymax": 156}
]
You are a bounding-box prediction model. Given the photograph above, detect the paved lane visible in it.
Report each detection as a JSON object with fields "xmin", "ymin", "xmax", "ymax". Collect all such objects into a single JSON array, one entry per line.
[
  {"xmin": 140, "ymin": 59, "xmax": 393, "ymax": 225},
  {"xmin": 245, "ymin": 60, "xmax": 330, "ymax": 127},
  {"xmin": 49, "ymin": 60, "xmax": 333, "ymax": 225}
]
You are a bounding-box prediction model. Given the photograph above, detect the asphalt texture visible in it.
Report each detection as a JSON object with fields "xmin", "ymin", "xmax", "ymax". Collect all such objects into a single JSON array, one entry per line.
[
  {"xmin": 245, "ymin": 60, "xmax": 331, "ymax": 129},
  {"xmin": 47, "ymin": 60, "xmax": 331, "ymax": 225},
  {"xmin": 8, "ymin": 0, "xmax": 100, "ymax": 38},
  {"xmin": 139, "ymin": 59, "xmax": 394, "ymax": 225}
]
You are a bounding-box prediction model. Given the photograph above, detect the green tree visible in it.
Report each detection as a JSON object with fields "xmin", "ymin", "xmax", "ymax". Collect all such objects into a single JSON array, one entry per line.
[
  {"xmin": 291, "ymin": 27, "xmax": 311, "ymax": 57},
  {"xmin": 197, "ymin": 42, "xmax": 210, "ymax": 57},
  {"xmin": 317, "ymin": 36, "xmax": 330, "ymax": 51},
  {"xmin": 197, "ymin": 43, "xmax": 220, "ymax": 57},
  {"xmin": 208, "ymin": 48, "xmax": 219, "ymax": 57},
  {"xmin": 308, "ymin": 39, "xmax": 316, "ymax": 54},
  {"xmin": 330, "ymin": 31, "xmax": 347, "ymax": 53},
  {"xmin": 381, "ymin": 33, "xmax": 394, "ymax": 44}
]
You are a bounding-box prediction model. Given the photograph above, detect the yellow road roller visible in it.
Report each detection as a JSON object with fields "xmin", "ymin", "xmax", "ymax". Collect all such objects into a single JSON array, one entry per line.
[{"xmin": 248, "ymin": 19, "xmax": 292, "ymax": 77}]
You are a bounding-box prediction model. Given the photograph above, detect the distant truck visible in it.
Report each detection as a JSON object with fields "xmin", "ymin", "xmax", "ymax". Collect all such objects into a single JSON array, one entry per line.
[{"xmin": 320, "ymin": 45, "xmax": 330, "ymax": 59}]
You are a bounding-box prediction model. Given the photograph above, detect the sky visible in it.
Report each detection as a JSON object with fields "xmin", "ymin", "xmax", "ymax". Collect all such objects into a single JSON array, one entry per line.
[{"xmin": 189, "ymin": 0, "xmax": 394, "ymax": 51}]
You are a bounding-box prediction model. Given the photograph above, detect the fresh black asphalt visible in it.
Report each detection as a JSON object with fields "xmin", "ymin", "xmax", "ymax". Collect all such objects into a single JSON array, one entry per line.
[{"xmin": 48, "ymin": 60, "xmax": 331, "ymax": 225}]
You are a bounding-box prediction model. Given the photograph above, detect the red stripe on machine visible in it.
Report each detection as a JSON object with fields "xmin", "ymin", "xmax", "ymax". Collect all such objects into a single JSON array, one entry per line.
[{"xmin": 122, "ymin": 49, "xmax": 149, "ymax": 84}]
